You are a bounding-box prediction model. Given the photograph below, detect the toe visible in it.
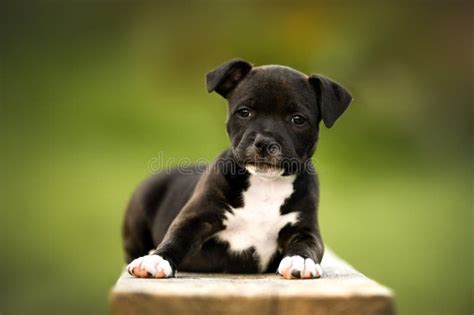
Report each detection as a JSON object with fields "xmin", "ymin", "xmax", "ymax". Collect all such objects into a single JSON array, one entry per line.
[
  {"xmin": 141, "ymin": 255, "xmax": 162, "ymax": 276},
  {"xmin": 289, "ymin": 256, "xmax": 305, "ymax": 279},
  {"xmin": 155, "ymin": 258, "xmax": 173, "ymax": 278},
  {"xmin": 302, "ymin": 258, "xmax": 316, "ymax": 279},
  {"xmin": 134, "ymin": 267, "xmax": 149, "ymax": 278},
  {"xmin": 314, "ymin": 263, "xmax": 323, "ymax": 278},
  {"xmin": 278, "ymin": 256, "xmax": 294, "ymax": 279},
  {"xmin": 127, "ymin": 257, "xmax": 143, "ymax": 276}
]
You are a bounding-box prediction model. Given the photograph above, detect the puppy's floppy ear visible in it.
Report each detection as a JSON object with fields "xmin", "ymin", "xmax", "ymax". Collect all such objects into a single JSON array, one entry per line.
[
  {"xmin": 206, "ymin": 58, "xmax": 252, "ymax": 98},
  {"xmin": 309, "ymin": 74, "xmax": 352, "ymax": 128}
]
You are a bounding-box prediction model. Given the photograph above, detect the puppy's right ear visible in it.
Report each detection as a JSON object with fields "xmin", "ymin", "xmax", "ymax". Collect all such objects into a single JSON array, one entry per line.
[{"xmin": 206, "ymin": 58, "xmax": 252, "ymax": 98}]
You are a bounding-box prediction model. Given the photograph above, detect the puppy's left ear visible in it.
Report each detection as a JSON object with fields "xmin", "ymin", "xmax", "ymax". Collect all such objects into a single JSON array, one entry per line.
[
  {"xmin": 206, "ymin": 58, "xmax": 252, "ymax": 98},
  {"xmin": 309, "ymin": 74, "xmax": 352, "ymax": 128}
]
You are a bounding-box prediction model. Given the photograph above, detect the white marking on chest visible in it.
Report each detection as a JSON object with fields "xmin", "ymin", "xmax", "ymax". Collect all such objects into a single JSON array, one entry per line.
[{"xmin": 216, "ymin": 173, "xmax": 298, "ymax": 272}]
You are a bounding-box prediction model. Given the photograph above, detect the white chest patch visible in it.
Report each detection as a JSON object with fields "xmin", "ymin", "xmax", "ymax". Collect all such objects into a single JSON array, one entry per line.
[{"xmin": 215, "ymin": 173, "xmax": 298, "ymax": 272}]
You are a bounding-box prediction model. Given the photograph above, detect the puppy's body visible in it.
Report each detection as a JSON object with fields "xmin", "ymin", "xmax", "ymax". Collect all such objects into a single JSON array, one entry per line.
[
  {"xmin": 124, "ymin": 150, "xmax": 321, "ymax": 274},
  {"xmin": 124, "ymin": 59, "xmax": 352, "ymax": 279}
]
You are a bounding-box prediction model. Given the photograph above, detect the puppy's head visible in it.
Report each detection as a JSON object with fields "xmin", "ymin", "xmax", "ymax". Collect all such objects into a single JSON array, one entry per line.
[{"xmin": 207, "ymin": 58, "xmax": 352, "ymax": 176}]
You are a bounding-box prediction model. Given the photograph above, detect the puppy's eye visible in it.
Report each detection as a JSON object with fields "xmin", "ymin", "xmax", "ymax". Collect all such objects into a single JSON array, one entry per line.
[
  {"xmin": 291, "ymin": 115, "xmax": 306, "ymax": 125},
  {"xmin": 236, "ymin": 108, "xmax": 252, "ymax": 118}
]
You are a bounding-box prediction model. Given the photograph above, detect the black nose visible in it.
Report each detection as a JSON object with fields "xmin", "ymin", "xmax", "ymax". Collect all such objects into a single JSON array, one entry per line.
[{"xmin": 254, "ymin": 135, "xmax": 281, "ymax": 156}]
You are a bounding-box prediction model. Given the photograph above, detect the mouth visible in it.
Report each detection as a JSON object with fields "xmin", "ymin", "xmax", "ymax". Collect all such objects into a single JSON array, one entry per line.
[
  {"xmin": 245, "ymin": 161, "xmax": 284, "ymax": 178},
  {"xmin": 246, "ymin": 161, "xmax": 278, "ymax": 169}
]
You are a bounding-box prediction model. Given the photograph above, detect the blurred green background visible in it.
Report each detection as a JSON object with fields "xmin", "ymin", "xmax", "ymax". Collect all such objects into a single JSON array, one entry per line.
[{"xmin": 1, "ymin": 1, "xmax": 472, "ymax": 314}]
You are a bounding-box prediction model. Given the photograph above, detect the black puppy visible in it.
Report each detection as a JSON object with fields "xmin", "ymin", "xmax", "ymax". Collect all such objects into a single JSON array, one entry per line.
[{"xmin": 123, "ymin": 59, "xmax": 352, "ymax": 279}]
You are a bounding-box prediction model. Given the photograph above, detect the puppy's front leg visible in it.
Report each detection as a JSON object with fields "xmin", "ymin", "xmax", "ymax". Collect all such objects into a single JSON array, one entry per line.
[
  {"xmin": 277, "ymin": 225, "xmax": 324, "ymax": 279},
  {"xmin": 128, "ymin": 203, "xmax": 224, "ymax": 278}
]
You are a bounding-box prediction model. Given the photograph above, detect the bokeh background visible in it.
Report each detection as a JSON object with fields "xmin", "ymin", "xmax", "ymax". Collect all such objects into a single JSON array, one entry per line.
[{"xmin": 1, "ymin": 1, "xmax": 472, "ymax": 314}]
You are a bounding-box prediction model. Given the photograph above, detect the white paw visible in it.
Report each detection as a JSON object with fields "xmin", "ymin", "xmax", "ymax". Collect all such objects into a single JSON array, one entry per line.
[
  {"xmin": 127, "ymin": 254, "xmax": 174, "ymax": 278},
  {"xmin": 277, "ymin": 256, "xmax": 322, "ymax": 279}
]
